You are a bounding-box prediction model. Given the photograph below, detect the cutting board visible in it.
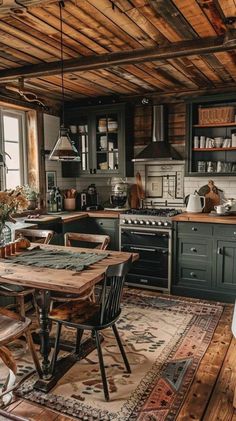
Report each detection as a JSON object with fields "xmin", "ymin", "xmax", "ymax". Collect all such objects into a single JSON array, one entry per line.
[{"xmin": 198, "ymin": 180, "xmax": 220, "ymax": 212}]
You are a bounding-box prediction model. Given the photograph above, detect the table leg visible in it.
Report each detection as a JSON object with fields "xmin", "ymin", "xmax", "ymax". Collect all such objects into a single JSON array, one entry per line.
[{"xmin": 34, "ymin": 289, "xmax": 51, "ymax": 379}]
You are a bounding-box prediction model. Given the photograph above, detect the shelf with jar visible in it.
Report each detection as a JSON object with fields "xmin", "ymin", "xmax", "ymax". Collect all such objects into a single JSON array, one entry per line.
[
  {"xmin": 62, "ymin": 103, "xmax": 133, "ymax": 178},
  {"xmin": 186, "ymin": 94, "xmax": 236, "ymax": 176}
]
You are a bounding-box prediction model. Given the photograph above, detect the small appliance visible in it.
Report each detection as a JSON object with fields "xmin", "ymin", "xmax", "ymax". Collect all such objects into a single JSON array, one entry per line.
[
  {"xmin": 105, "ymin": 177, "xmax": 129, "ymax": 210},
  {"xmin": 186, "ymin": 192, "xmax": 205, "ymax": 213}
]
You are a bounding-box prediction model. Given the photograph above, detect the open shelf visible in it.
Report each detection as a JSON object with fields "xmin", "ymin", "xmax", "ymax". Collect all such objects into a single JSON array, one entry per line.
[
  {"xmin": 193, "ymin": 147, "xmax": 236, "ymax": 151},
  {"xmin": 193, "ymin": 122, "xmax": 236, "ymax": 128}
]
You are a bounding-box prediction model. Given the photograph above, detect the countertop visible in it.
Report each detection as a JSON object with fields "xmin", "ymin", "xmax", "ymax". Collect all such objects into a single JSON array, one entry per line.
[
  {"xmin": 23, "ymin": 210, "xmax": 121, "ymax": 224},
  {"xmin": 172, "ymin": 212, "xmax": 236, "ymax": 224}
]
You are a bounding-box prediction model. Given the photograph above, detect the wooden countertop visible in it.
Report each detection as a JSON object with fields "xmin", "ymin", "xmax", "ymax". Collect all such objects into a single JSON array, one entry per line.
[
  {"xmin": 172, "ymin": 212, "xmax": 236, "ymax": 224},
  {"xmin": 23, "ymin": 210, "xmax": 120, "ymax": 224}
]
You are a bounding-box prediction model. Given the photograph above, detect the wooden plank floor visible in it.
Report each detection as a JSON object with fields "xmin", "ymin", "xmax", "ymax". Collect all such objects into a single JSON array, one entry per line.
[{"xmin": 4, "ymin": 295, "xmax": 236, "ymax": 421}]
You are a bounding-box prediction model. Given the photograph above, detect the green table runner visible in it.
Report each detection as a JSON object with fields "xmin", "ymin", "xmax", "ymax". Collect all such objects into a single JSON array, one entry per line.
[{"xmin": 10, "ymin": 248, "xmax": 109, "ymax": 272}]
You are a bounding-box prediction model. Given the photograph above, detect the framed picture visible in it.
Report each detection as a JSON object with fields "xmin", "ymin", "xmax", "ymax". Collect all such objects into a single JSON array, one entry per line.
[{"xmin": 46, "ymin": 171, "xmax": 56, "ymax": 192}]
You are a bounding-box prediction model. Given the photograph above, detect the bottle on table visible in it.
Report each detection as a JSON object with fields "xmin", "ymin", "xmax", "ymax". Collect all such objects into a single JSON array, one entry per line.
[
  {"xmin": 55, "ymin": 187, "xmax": 63, "ymax": 212},
  {"xmin": 49, "ymin": 187, "xmax": 57, "ymax": 212}
]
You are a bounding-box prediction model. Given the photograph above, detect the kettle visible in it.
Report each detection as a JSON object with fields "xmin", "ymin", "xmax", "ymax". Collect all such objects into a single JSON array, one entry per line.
[{"xmin": 186, "ymin": 191, "xmax": 205, "ymax": 213}]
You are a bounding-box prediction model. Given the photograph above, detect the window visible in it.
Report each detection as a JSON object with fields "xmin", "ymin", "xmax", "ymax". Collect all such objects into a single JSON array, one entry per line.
[{"xmin": 0, "ymin": 108, "xmax": 27, "ymax": 189}]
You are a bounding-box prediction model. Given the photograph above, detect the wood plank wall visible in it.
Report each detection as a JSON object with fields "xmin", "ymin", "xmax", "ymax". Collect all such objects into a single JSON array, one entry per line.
[{"xmin": 133, "ymin": 102, "xmax": 186, "ymax": 158}]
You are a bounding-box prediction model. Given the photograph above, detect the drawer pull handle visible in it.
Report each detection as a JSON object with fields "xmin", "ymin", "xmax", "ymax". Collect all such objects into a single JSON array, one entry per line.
[
  {"xmin": 192, "ymin": 227, "xmax": 197, "ymax": 231},
  {"xmin": 234, "ymin": 232, "xmax": 236, "ymax": 235},
  {"xmin": 190, "ymin": 272, "xmax": 196, "ymax": 277},
  {"xmin": 217, "ymin": 247, "xmax": 222, "ymax": 255},
  {"xmin": 190, "ymin": 247, "xmax": 197, "ymax": 252}
]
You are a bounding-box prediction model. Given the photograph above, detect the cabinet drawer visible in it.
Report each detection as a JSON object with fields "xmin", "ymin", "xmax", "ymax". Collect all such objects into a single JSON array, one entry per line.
[
  {"xmin": 178, "ymin": 222, "xmax": 212, "ymax": 236},
  {"xmin": 213, "ymin": 224, "xmax": 236, "ymax": 238},
  {"xmin": 177, "ymin": 262, "xmax": 211, "ymax": 288},
  {"xmin": 179, "ymin": 238, "xmax": 211, "ymax": 259},
  {"xmin": 95, "ymin": 218, "xmax": 117, "ymax": 229}
]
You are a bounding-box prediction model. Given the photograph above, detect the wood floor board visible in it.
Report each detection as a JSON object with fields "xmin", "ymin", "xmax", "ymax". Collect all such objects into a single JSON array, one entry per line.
[{"xmin": 4, "ymin": 294, "xmax": 236, "ymax": 421}]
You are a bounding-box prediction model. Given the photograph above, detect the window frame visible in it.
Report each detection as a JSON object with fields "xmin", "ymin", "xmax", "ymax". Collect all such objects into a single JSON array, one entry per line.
[{"xmin": 0, "ymin": 107, "xmax": 28, "ymax": 190}]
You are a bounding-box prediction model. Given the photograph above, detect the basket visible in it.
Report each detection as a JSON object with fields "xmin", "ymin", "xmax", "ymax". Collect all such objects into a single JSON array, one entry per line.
[{"xmin": 198, "ymin": 106, "xmax": 234, "ymax": 124}]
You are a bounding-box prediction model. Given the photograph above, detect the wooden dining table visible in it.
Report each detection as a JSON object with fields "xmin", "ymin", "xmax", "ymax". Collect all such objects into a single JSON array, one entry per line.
[{"xmin": 0, "ymin": 243, "xmax": 138, "ymax": 392}]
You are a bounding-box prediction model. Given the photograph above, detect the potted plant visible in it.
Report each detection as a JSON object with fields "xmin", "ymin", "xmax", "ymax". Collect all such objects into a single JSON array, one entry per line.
[{"xmin": 23, "ymin": 185, "xmax": 39, "ymax": 210}]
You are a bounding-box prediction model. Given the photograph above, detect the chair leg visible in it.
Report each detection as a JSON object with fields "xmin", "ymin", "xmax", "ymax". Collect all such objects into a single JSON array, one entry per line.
[
  {"xmin": 75, "ymin": 329, "xmax": 83, "ymax": 354},
  {"xmin": 112, "ymin": 324, "xmax": 131, "ymax": 373},
  {"xmin": 24, "ymin": 331, "xmax": 42, "ymax": 378},
  {"xmin": 17, "ymin": 296, "xmax": 25, "ymax": 318},
  {"xmin": 94, "ymin": 330, "xmax": 109, "ymax": 401},
  {"xmin": 50, "ymin": 323, "xmax": 62, "ymax": 374}
]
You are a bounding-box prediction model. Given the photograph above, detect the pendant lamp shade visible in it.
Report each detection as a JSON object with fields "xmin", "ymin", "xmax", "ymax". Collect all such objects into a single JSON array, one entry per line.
[{"xmin": 49, "ymin": 1, "xmax": 80, "ymax": 162}]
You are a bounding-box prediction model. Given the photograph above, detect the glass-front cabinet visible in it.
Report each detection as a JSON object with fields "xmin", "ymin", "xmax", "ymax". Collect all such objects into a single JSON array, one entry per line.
[
  {"xmin": 62, "ymin": 103, "xmax": 133, "ymax": 178},
  {"xmin": 186, "ymin": 94, "xmax": 236, "ymax": 176}
]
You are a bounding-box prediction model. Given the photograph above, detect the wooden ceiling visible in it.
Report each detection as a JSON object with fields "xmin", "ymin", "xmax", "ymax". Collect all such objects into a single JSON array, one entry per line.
[{"xmin": 0, "ymin": 0, "xmax": 235, "ymax": 106}]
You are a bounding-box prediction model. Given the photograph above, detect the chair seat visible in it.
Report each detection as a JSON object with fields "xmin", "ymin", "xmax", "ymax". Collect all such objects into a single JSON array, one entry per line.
[
  {"xmin": 49, "ymin": 300, "xmax": 101, "ymax": 327},
  {"xmin": 50, "ymin": 286, "xmax": 93, "ymax": 302},
  {"xmin": 0, "ymin": 284, "xmax": 35, "ymax": 296},
  {"xmin": 0, "ymin": 313, "xmax": 31, "ymax": 347}
]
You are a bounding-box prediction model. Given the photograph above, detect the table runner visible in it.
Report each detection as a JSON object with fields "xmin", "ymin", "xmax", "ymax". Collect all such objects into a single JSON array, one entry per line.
[{"xmin": 9, "ymin": 248, "xmax": 109, "ymax": 272}]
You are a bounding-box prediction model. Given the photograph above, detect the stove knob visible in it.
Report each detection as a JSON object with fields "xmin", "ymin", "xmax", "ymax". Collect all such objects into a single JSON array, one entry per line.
[
  {"xmin": 122, "ymin": 219, "xmax": 127, "ymax": 224},
  {"xmin": 164, "ymin": 221, "xmax": 169, "ymax": 227},
  {"xmin": 133, "ymin": 220, "xmax": 138, "ymax": 224},
  {"xmin": 128, "ymin": 219, "xmax": 132, "ymax": 224},
  {"xmin": 139, "ymin": 220, "xmax": 144, "ymax": 225},
  {"xmin": 158, "ymin": 221, "xmax": 163, "ymax": 226},
  {"xmin": 152, "ymin": 221, "xmax": 156, "ymax": 226},
  {"xmin": 145, "ymin": 220, "xmax": 151, "ymax": 225}
]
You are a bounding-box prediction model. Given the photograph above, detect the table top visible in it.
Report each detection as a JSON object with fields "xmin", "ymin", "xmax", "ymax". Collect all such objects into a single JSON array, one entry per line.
[{"xmin": 0, "ymin": 244, "xmax": 138, "ymax": 294}]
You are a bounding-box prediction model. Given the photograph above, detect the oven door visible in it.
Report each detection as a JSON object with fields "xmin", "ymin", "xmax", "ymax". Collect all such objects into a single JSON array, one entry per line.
[{"xmin": 120, "ymin": 226, "xmax": 171, "ymax": 291}]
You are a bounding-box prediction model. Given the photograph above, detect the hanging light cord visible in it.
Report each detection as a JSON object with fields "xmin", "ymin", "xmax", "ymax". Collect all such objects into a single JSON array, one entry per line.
[{"xmin": 59, "ymin": 0, "xmax": 65, "ymax": 127}]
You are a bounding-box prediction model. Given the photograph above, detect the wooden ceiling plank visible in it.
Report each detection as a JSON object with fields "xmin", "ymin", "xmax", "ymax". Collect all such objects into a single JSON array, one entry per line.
[
  {"xmin": 77, "ymin": 69, "xmax": 139, "ymax": 94},
  {"xmin": 73, "ymin": 0, "xmax": 142, "ymax": 49},
  {"xmin": 93, "ymin": 68, "xmax": 143, "ymax": 92},
  {"xmin": 170, "ymin": 0, "xmax": 235, "ymax": 85},
  {"xmin": 50, "ymin": 74, "xmax": 117, "ymax": 96},
  {"xmin": 86, "ymin": 0, "xmax": 157, "ymax": 47},
  {"xmin": 0, "ymin": 43, "xmax": 41, "ymax": 65},
  {"xmin": 34, "ymin": 3, "xmax": 109, "ymax": 54},
  {"xmin": 4, "ymin": 14, "xmax": 80, "ymax": 58},
  {"xmin": 218, "ymin": 0, "xmax": 236, "ymax": 25},
  {"xmin": 155, "ymin": 60, "xmax": 198, "ymax": 89},
  {"xmin": 65, "ymin": 2, "xmax": 129, "ymax": 52},
  {"xmin": 0, "ymin": 20, "xmax": 64, "ymax": 61},
  {"xmin": 107, "ymin": 67, "xmax": 156, "ymax": 91},
  {"xmin": 134, "ymin": 0, "xmax": 225, "ymax": 87},
  {"xmin": 123, "ymin": 64, "xmax": 177, "ymax": 89}
]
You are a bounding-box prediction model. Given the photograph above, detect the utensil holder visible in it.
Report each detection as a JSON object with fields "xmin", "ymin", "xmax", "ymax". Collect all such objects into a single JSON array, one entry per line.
[{"xmin": 64, "ymin": 198, "xmax": 76, "ymax": 211}]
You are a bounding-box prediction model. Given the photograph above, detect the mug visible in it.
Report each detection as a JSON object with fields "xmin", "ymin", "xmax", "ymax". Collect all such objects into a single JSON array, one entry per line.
[
  {"xmin": 214, "ymin": 205, "xmax": 226, "ymax": 215},
  {"xmin": 200, "ymin": 136, "xmax": 205, "ymax": 148}
]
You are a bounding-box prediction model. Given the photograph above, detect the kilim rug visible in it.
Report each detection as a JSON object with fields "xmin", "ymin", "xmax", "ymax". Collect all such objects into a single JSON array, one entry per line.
[{"xmin": 0, "ymin": 292, "xmax": 224, "ymax": 421}]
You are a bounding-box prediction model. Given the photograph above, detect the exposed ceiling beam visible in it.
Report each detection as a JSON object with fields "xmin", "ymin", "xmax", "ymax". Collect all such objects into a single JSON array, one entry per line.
[{"xmin": 0, "ymin": 34, "xmax": 235, "ymax": 81}]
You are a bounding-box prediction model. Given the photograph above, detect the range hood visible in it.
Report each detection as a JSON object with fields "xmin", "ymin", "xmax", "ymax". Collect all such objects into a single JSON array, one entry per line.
[{"xmin": 132, "ymin": 104, "xmax": 181, "ymax": 161}]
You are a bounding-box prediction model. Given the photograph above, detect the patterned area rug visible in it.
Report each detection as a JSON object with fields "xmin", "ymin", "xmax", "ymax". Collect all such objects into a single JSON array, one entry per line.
[{"xmin": 1, "ymin": 292, "xmax": 223, "ymax": 420}]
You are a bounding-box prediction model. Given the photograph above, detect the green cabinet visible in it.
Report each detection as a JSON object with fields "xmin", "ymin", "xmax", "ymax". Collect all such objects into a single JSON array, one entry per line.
[
  {"xmin": 62, "ymin": 103, "xmax": 133, "ymax": 178},
  {"xmin": 62, "ymin": 217, "xmax": 119, "ymax": 250},
  {"xmin": 173, "ymin": 221, "xmax": 236, "ymax": 302}
]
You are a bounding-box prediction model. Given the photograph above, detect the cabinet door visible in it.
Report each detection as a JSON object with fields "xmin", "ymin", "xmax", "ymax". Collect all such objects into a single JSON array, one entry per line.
[
  {"xmin": 214, "ymin": 239, "xmax": 236, "ymax": 290},
  {"xmin": 94, "ymin": 218, "xmax": 119, "ymax": 250},
  {"xmin": 93, "ymin": 108, "xmax": 122, "ymax": 176}
]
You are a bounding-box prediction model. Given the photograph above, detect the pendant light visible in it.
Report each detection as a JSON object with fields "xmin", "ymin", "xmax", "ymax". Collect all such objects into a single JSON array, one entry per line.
[{"xmin": 49, "ymin": 1, "xmax": 80, "ymax": 161}]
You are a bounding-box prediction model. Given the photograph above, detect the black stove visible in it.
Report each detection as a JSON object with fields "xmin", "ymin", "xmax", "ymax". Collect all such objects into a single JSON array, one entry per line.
[{"xmin": 120, "ymin": 208, "xmax": 182, "ymax": 228}]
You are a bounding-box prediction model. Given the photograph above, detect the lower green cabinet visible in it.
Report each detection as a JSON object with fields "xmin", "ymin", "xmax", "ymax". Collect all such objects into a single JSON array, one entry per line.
[
  {"xmin": 173, "ymin": 221, "xmax": 236, "ymax": 303},
  {"xmin": 62, "ymin": 217, "xmax": 119, "ymax": 250},
  {"xmin": 215, "ymin": 239, "xmax": 236, "ymax": 291}
]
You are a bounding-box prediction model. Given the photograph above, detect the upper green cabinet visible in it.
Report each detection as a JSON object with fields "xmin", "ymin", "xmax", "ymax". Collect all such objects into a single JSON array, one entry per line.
[
  {"xmin": 62, "ymin": 103, "xmax": 133, "ymax": 178},
  {"xmin": 186, "ymin": 94, "xmax": 236, "ymax": 176}
]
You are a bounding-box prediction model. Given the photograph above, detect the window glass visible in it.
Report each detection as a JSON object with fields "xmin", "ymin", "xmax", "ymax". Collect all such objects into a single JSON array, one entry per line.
[
  {"xmin": 6, "ymin": 170, "xmax": 21, "ymax": 189},
  {"xmin": 3, "ymin": 116, "xmax": 19, "ymax": 142},
  {"xmin": 5, "ymin": 142, "xmax": 20, "ymax": 170}
]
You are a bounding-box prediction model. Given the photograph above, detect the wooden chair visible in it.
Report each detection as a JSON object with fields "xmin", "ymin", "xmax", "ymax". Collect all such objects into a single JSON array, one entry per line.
[
  {"xmin": 0, "ymin": 229, "xmax": 54, "ymax": 317},
  {"xmin": 232, "ymin": 301, "xmax": 236, "ymax": 408},
  {"xmin": 64, "ymin": 232, "xmax": 110, "ymax": 250},
  {"xmin": 0, "ymin": 307, "xmax": 41, "ymax": 407},
  {"xmin": 50, "ymin": 232, "xmax": 110, "ymax": 307},
  {"xmin": 50, "ymin": 255, "xmax": 133, "ymax": 401}
]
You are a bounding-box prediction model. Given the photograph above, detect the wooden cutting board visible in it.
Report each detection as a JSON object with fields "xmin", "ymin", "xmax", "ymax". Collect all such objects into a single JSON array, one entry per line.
[{"xmin": 198, "ymin": 180, "xmax": 220, "ymax": 212}]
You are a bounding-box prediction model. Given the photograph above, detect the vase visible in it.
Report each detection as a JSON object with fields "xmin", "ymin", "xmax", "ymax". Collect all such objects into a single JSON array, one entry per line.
[{"xmin": 0, "ymin": 223, "xmax": 12, "ymax": 246}]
